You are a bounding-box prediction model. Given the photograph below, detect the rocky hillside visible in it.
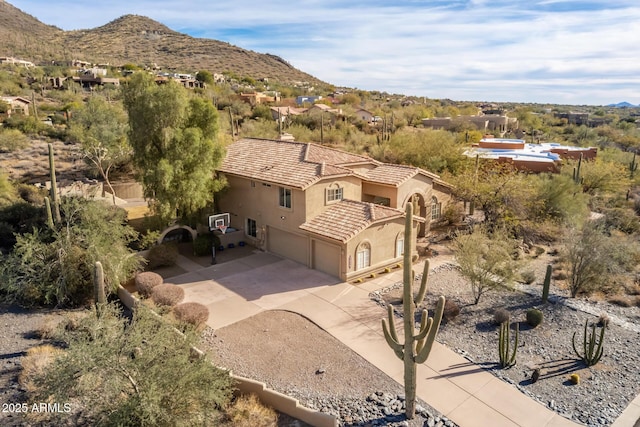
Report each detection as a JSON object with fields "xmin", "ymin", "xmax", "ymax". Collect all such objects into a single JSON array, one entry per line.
[{"xmin": 0, "ymin": 1, "xmax": 324, "ymax": 85}]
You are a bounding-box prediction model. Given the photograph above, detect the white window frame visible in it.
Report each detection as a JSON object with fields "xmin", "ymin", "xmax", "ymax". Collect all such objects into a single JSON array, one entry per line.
[
  {"xmin": 246, "ymin": 218, "xmax": 257, "ymax": 237},
  {"xmin": 326, "ymin": 186, "xmax": 343, "ymax": 203},
  {"xmin": 431, "ymin": 197, "xmax": 442, "ymax": 221},
  {"xmin": 396, "ymin": 237, "xmax": 404, "ymax": 257},
  {"xmin": 279, "ymin": 187, "xmax": 292, "ymax": 209},
  {"xmin": 356, "ymin": 242, "xmax": 371, "ymax": 270}
]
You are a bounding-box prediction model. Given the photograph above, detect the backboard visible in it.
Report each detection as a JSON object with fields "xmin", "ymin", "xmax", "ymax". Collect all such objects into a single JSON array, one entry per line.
[{"xmin": 208, "ymin": 213, "xmax": 230, "ymax": 231}]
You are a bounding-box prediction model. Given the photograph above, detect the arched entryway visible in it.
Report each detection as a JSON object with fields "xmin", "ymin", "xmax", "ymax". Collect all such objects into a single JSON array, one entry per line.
[{"xmin": 157, "ymin": 225, "xmax": 198, "ymax": 245}]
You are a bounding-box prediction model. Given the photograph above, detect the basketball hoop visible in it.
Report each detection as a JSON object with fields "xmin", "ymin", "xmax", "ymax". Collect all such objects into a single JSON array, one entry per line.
[{"xmin": 217, "ymin": 225, "xmax": 228, "ymax": 234}]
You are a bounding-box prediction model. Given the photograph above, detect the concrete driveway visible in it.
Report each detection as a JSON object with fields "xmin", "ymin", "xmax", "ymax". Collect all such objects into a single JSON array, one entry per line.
[{"xmin": 166, "ymin": 250, "xmax": 341, "ymax": 329}]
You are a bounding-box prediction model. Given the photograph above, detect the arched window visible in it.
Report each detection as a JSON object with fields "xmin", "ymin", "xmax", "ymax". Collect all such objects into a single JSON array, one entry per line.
[
  {"xmin": 356, "ymin": 242, "xmax": 371, "ymax": 270},
  {"xmin": 431, "ymin": 196, "xmax": 442, "ymax": 221},
  {"xmin": 395, "ymin": 232, "xmax": 405, "ymax": 257}
]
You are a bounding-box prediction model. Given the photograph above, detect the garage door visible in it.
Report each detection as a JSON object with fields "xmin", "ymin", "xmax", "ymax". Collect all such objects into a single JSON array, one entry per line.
[
  {"xmin": 267, "ymin": 227, "xmax": 309, "ymax": 265},
  {"xmin": 312, "ymin": 239, "xmax": 341, "ymax": 278}
]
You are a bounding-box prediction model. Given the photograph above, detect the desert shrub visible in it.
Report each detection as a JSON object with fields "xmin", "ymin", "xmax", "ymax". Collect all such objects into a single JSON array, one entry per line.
[
  {"xmin": 0, "ymin": 128, "xmax": 29, "ymax": 151},
  {"xmin": 225, "ymin": 393, "xmax": 277, "ymax": 427},
  {"xmin": 15, "ymin": 183, "xmax": 46, "ymax": 204},
  {"xmin": 493, "ymin": 308, "xmax": 511, "ymax": 325},
  {"xmin": 520, "ymin": 270, "xmax": 536, "ymax": 285},
  {"xmin": 526, "ymin": 309, "xmax": 544, "ymax": 327},
  {"xmin": 193, "ymin": 233, "xmax": 211, "ymax": 256},
  {"xmin": 441, "ymin": 203, "xmax": 463, "ymax": 225},
  {"xmin": 147, "ymin": 242, "xmax": 178, "ymax": 269},
  {"xmin": 193, "ymin": 233, "xmax": 220, "ymax": 256},
  {"xmin": 35, "ymin": 315, "xmax": 64, "ymax": 339},
  {"xmin": 174, "ymin": 302, "xmax": 209, "ymax": 328},
  {"xmin": 151, "ymin": 283, "xmax": 185, "ymax": 307},
  {"xmin": 607, "ymin": 295, "xmax": 633, "ymax": 307},
  {"xmin": 597, "ymin": 313, "xmax": 610, "ymax": 328},
  {"xmin": 19, "ymin": 345, "xmax": 63, "ymax": 392},
  {"xmin": 137, "ymin": 229, "xmax": 160, "ymax": 250},
  {"xmin": 531, "ymin": 246, "xmax": 546, "ymax": 258},
  {"xmin": 443, "ymin": 299, "xmax": 460, "ymax": 322},
  {"xmin": 26, "ymin": 303, "xmax": 233, "ymax": 426},
  {"xmin": 135, "ymin": 271, "xmax": 163, "ymax": 297},
  {"xmin": 0, "ymin": 198, "xmax": 141, "ymax": 307}
]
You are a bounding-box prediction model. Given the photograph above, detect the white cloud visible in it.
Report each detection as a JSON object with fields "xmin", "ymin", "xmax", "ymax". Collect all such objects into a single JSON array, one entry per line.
[{"xmin": 9, "ymin": 0, "xmax": 640, "ymax": 104}]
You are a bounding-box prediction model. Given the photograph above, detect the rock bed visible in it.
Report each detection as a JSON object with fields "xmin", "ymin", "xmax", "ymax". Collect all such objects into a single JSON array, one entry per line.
[{"xmin": 372, "ymin": 263, "xmax": 640, "ymax": 427}]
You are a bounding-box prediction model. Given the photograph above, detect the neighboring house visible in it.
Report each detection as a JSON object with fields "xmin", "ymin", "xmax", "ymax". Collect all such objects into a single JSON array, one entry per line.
[
  {"xmin": 0, "ymin": 96, "xmax": 30, "ymax": 117},
  {"xmin": 296, "ymin": 95, "xmax": 323, "ymax": 106},
  {"xmin": 217, "ymin": 138, "xmax": 454, "ymax": 281},
  {"xmin": 239, "ymin": 92, "xmax": 281, "ymax": 106},
  {"xmin": 269, "ymin": 106, "xmax": 305, "ymax": 122},
  {"xmin": 422, "ymin": 114, "xmax": 518, "ymax": 136},
  {"xmin": 463, "ymin": 138, "xmax": 598, "ymax": 173},
  {"xmin": 0, "ymin": 57, "xmax": 35, "ymax": 67},
  {"xmin": 354, "ymin": 109, "xmax": 374, "ymax": 123},
  {"xmin": 72, "ymin": 75, "xmax": 121, "ymax": 90},
  {"xmin": 306, "ymin": 103, "xmax": 342, "ymax": 116}
]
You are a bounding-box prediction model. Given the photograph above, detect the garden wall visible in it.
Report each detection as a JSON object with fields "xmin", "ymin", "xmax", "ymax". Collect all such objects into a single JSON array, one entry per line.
[{"xmin": 117, "ymin": 285, "xmax": 337, "ymax": 427}]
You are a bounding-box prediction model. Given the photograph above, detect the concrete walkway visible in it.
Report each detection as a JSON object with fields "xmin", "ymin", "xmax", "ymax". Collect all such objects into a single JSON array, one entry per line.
[{"xmin": 170, "ymin": 252, "xmax": 637, "ymax": 427}]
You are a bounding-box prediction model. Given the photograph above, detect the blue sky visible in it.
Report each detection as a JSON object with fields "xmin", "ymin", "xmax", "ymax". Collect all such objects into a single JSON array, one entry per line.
[{"xmin": 10, "ymin": 0, "xmax": 640, "ymax": 105}]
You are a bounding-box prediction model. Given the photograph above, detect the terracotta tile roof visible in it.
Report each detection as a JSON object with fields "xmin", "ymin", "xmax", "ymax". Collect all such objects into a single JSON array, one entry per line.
[
  {"xmin": 305, "ymin": 143, "xmax": 374, "ymax": 166},
  {"xmin": 359, "ymin": 164, "xmax": 419, "ymax": 186},
  {"xmin": 300, "ymin": 199, "xmax": 403, "ymax": 243},
  {"xmin": 219, "ymin": 138, "xmax": 353, "ymax": 189},
  {"xmin": 219, "ymin": 138, "xmax": 451, "ymax": 190}
]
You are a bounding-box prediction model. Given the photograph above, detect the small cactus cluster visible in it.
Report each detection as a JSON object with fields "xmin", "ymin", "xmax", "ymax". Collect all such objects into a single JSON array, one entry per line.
[
  {"xmin": 569, "ymin": 373, "xmax": 580, "ymax": 385},
  {"xmin": 572, "ymin": 319, "xmax": 606, "ymax": 366},
  {"xmin": 526, "ymin": 309, "xmax": 544, "ymax": 327},
  {"xmin": 498, "ymin": 321, "xmax": 519, "ymax": 368}
]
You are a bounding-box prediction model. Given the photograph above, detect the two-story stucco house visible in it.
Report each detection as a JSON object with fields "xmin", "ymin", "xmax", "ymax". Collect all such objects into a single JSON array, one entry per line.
[{"xmin": 217, "ymin": 138, "xmax": 454, "ymax": 281}]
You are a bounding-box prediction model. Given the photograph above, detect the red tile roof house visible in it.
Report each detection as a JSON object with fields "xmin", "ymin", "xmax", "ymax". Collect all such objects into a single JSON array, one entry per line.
[{"xmin": 217, "ymin": 138, "xmax": 454, "ymax": 281}]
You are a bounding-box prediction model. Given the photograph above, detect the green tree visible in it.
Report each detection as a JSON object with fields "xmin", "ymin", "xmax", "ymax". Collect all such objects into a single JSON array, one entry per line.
[
  {"xmin": 123, "ymin": 73, "xmax": 226, "ymax": 221},
  {"xmin": 68, "ymin": 96, "xmax": 131, "ymax": 204},
  {"xmin": 28, "ymin": 303, "xmax": 234, "ymax": 426},
  {"xmin": 196, "ymin": 70, "xmax": 215, "ymax": 85},
  {"xmin": 454, "ymin": 226, "xmax": 520, "ymax": 304}
]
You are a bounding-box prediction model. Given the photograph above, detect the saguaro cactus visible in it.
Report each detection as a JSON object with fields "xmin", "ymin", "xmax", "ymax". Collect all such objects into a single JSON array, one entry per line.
[
  {"xmin": 382, "ymin": 203, "xmax": 445, "ymax": 419},
  {"xmin": 630, "ymin": 152, "xmax": 638, "ymax": 179},
  {"xmin": 573, "ymin": 153, "xmax": 584, "ymax": 185},
  {"xmin": 44, "ymin": 196, "xmax": 54, "ymax": 230},
  {"xmin": 542, "ymin": 264, "xmax": 552, "ymax": 304},
  {"xmin": 48, "ymin": 143, "xmax": 61, "ymax": 224},
  {"xmin": 94, "ymin": 261, "xmax": 106, "ymax": 315},
  {"xmin": 572, "ymin": 319, "xmax": 605, "ymax": 366},
  {"xmin": 498, "ymin": 321, "xmax": 519, "ymax": 368}
]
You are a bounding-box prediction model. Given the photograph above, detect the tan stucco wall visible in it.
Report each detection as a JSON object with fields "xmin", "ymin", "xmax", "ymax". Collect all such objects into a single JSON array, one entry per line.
[
  {"xmin": 218, "ymin": 174, "xmax": 307, "ymax": 248},
  {"xmin": 344, "ymin": 218, "xmax": 418, "ymax": 281},
  {"xmin": 304, "ymin": 176, "xmax": 362, "ymax": 220},
  {"xmin": 362, "ymin": 183, "xmax": 397, "ymax": 207}
]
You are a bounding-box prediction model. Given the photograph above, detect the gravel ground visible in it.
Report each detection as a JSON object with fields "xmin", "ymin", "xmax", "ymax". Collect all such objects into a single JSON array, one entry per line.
[
  {"xmin": 203, "ymin": 310, "xmax": 457, "ymax": 427},
  {"xmin": 0, "ymin": 305, "xmax": 65, "ymax": 427},
  {"xmin": 373, "ymin": 255, "xmax": 640, "ymax": 427}
]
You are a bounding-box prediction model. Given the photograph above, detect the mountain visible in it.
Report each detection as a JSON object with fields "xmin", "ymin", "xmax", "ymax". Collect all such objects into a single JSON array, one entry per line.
[
  {"xmin": 607, "ymin": 102, "xmax": 638, "ymax": 108},
  {"xmin": 0, "ymin": 2, "xmax": 325, "ymax": 86}
]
